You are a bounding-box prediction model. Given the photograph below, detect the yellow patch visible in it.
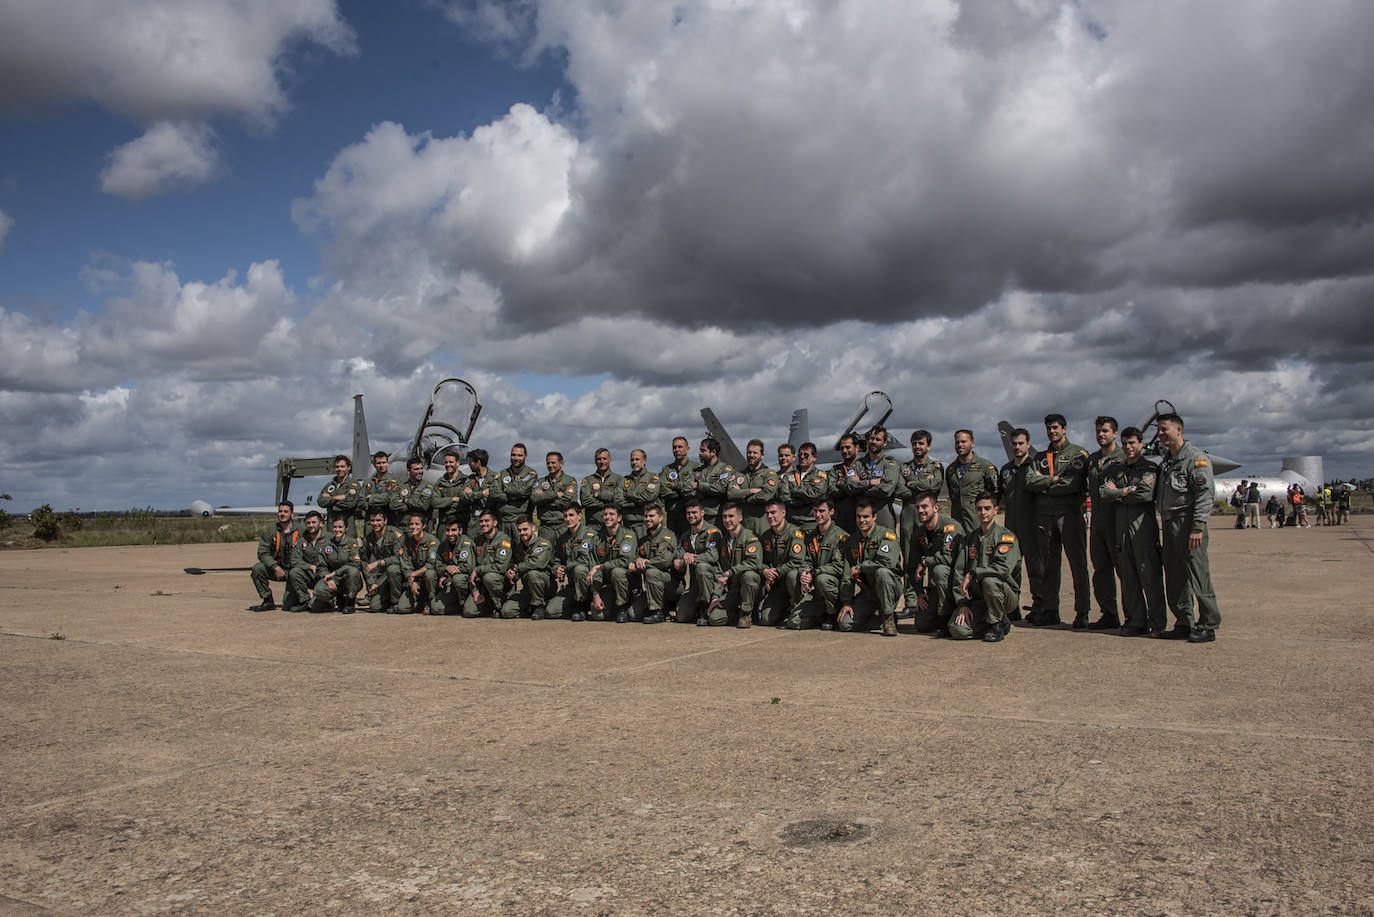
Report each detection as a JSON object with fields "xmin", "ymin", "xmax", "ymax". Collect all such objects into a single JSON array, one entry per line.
[
  {"xmin": 1194, "ymin": 459, "xmax": 1209, "ymax": 467},
  {"xmin": 1000, "ymin": 534, "xmax": 1016, "ymax": 543},
  {"xmin": 793, "ymin": 530, "xmax": 805, "ymax": 538},
  {"xmin": 500, "ymin": 540, "xmax": 511, "ymax": 548},
  {"xmin": 817, "ymin": 471, "xmax": 827, "ymax": 478},
  {"xmin": 747, "ymin": 544, "xmax": 758, "ymax": 554},
  {"xmin": 884, "ymin": 532, "xmax": 897, "ymax": 540},
  {"xmin": 943, "ymin": 524, "xmax": 956, "ymax": 532}
]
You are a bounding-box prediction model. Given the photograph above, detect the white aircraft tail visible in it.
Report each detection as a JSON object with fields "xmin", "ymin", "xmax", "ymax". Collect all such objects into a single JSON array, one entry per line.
[
  {"xmin": 352, "ymin": 394, "xmax": 371, "ymax": 471},
  {"xmin": 700, "ymin": 408, "xmax": 747, "ymax": 469}
]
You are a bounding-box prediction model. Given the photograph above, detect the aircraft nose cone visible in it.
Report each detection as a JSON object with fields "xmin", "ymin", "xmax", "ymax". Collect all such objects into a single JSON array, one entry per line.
[{"xmin": 1207, "ymin": 454, "xmax": 1242, "ymax": 475}]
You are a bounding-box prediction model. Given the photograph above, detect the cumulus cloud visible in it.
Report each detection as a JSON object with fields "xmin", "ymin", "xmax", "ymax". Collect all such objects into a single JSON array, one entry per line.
[
  {"xmin": 99, "ymin": 121, "xmax": 220, "ymax": 199},
  {"xmin": 0, "ymin": 207, "xmax": 11, "ymax": 251},
  {"xmin": 0, "ymin": 0, "xmax": 354, "ymax": 123}
]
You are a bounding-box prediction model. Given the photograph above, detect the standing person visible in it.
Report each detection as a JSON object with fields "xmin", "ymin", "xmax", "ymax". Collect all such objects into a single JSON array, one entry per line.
[
  {"xmin": 776, "ymin": 443, "xmax": 796, "ymax": 477},
  {"xmin": 726, "ymin": 439, "xmax": 779, "ymax": 534},
  {"xmin": 393, "ymin": 458, "xmax": 435, "ymax": 530},
  {"xmin": 317, "ymin": 455, "xmax": 361, "ymax": 532},
  {"xmin": 1230, "ymin": 482, "xmax": 1247, "ymax": 529},
  {"xmin": 1245, "ymin": 480, "xmax": 1262, "ymax": 530},
  {"xmin": 529, "ymin": 451, "xmax": 579, "ymax": 532},
  {"xmin": 852, "ymin": 425, "xmax": 900, "ymax": 529},
  {"xmin": 780, "ymin": 441, "xmax": 830, "ymax": 533},
  {"xmin": 898, "ymin": 430, "xmax": 944, "ymax": 612},
  {"xmin": 692, "ymin": 437, "xmax": 735, "ymax": 524},
  {"xmin": 1085, "ymin": 416, "xmax": 1126, "ymax": 629},
  {"xmin": 1266, "ymin": 495, "xmax": 1281, "ymax": 528},
  {"xmin": 459, "ymin": 449, "xmax": 500, "ymax": 539},
  {"xmin": 1098, "ymin": 427, "xmax": 1167, "ymax": 636},
  {"xmin": 836, "ymin": 499, "xmax": 902, "ymax": 636},
  {"xmin": 997, "ymin": 427, "xmax": 1041, "ymax": 621},
  {"xmin": 580, "ymin": 448, "xmax": 624, "ymax": 532},
  {"xmin": 950, "ymin": 492, "xmax": 1019, "ymax": 643},
  {"xmin": 363, "ymin": 451, "xmax": 402, "ymax": 530},
  {"xmin": 1275, "ymin": 498, "xmax": 1287, "ymax": 529},
  {"xmin": 944, "ymin": 430, "xmax": 999, "ymax": 533},
  {"xmin": 620, "ymin": 448, "xmax": 662, "ymax": 539},
  {"xmin": 493, "ymin": 443, "xmax": 539, "ymax": 537},
  {"xmin": 659, "ymin": 436, "xmax": 700, "ymax": 536},
  {"xmin": 1155, "ymin": 413, "xmax": 1222, "ymax": 643},
  {"xmin": 829, "ymin": 433, "xmax": 864, "ymax": 534},
  {"xmin": 1337, "ymin": 486, "xmax": 1352, "ymax": 525},
  {"xmin": 1024, "ymin": 414, "xmax": 1091, "ymax": 628},
  {"xmin": 431, "ymin": 452, "xmax": 469, "ymax": 534},
  {"xmin": 791, "ymin": 497, "xmax": 848, "ymax": 631},
  {"xmin": 249, "ymin": 502, "xmax": 301, "ymax": 612}
]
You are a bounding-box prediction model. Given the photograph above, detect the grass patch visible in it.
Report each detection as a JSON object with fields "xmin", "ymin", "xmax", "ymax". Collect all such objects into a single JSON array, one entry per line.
[{"xmin": 1, "ymin": 510, "xmax": 273, "ymax": 549}]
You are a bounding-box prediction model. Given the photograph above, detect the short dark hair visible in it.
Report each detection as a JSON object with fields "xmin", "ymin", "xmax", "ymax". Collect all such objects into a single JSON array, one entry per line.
[
  {"xmin": 372, "ymin": 451, "xmax": 389, "ymax": 461},
  {"xmin": 516, "ymin": 514, "xmax": 533, "ymax": 526},
  {"xmin": 914, "ymin": 491, "xmax": 938, "ymax": 505},
  {"xmin": 368, "ymin": 509, "xmax": 387, "ymax": 520},
  {"xmin": 1157, "ymin": 412, "xmax": 1184, "ymax": 429},
  {"xmin": 954, "ymin": 428, "xmax": 973, "ymax": 440},
  {"xmin": 1044, "ymin": 413, "xmax": 1067, "ymax": 428},
  {"xmin": 701, "ymin": 437, "xmax": 720, "ymax": 454},
  {"xmin": 721, "ymin": 501, "xmax": 742, "ymax": 516},
  {"xmin": 799, "ymin": 441, "xmax": 818, "ymax": 455},
  {"xmin": 839, "ymin": 433, "xmax": 860, "ymax": 448},
  {"xmin": 1010, "ymin": 427, "xmax": 1030, "ymax": 441},
  {"xmin": 812, "ymin": 496, "xmax": 834, "ymax": 512},
  {"xmin": 407, "ymin": 456, "xmax": 423, "ymax": 467},
  {"xmin": 1121, "ymin": 426, "xmax": 1143, "ymax": 441},
  {"xmin": 279, "ymin": 501, "xmax": 294, "ymax": 512},
  {"xmin": 854, "ymin": 498, "xmax": 877, "ymax": 515},
  {"xmin": 511, "ymin": 442, "xmax": 527, "ymax": 453},
  {"xmin": 1095, "ymin": 416, "xmax": 1118, "ymax": 432},
  {"xmin": 547, "ymin": 451, "xmax": 563, "ymax": 462},
  {"xmin": 975, "ymin": 490, "xmax": 998, "ymax": 505},
  {"xmin": 479, "ymin": 510, "xmax": 497, "ymax": 522},
  {"xmin": 304, "ymin": 509, "xmax": 321, "ymax": 520},
  {"xmin": 468, "ymin": 448, "xmax": 489, "ymax": 466},
  {"xmin": 408, "ymin": 512, "xmax": 426, "ymax": 523},
  {"xmin": 565, "ymin": 503, "xmax": 584, "ymax": 513},
  {"xmin": 333, "ymin": 454, "xmax": 352, "ymax": 467},
  {"xmin": 910, "ymin": 429, "xmax": 931, "ymax": 445},
  {"xmin": 764, "ymin": 498, "xmax": 786, "ymax": 511},
  {"xmin": 683, "ymin": 498, "xmax": 702, "ymax": 511},
  {"xmin": 747, "ymin": 438, "xmax": 765, "ymax": 451}
]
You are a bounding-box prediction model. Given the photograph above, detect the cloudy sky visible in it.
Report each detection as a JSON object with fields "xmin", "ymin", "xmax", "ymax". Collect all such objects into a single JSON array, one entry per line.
[{"xmin": 2, "ymin": 0, "xmax": 1373, "ymax": 511}]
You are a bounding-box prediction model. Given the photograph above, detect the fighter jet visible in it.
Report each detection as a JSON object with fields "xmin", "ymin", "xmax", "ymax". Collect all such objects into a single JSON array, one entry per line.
[
  {"xmin": 190, "ymin": 377, "xmax": 482, "ymax": 517},
  {"xmin": 700, "ymin": 390, "xmax": 913, "ymax": 469}
]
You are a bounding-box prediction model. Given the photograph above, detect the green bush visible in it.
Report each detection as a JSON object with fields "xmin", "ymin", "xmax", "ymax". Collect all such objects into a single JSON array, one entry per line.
[{"xmin": 30, "ymin": 504, "xmax": 61, "ymax": 540}]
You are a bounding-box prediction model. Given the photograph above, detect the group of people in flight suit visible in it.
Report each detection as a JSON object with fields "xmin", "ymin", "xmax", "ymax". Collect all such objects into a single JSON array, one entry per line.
[{"xmin": 247, "ymin": 411, "xmax": 1222, "ymax": 645}]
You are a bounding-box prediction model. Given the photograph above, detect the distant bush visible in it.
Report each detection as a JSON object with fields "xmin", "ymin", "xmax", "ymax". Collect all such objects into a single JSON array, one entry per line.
[{"xmin": 30, "ymin": 504, "xmax": 61, "ymax": 540}]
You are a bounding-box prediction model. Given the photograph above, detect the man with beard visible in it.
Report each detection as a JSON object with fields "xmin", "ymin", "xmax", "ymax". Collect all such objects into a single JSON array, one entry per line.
[
  {"xmin": 727, "ymin": 439, "xmax": 779, "ymax": 535},
  {"xmin": 791, "ymin": 497, "xmax": 848, "ymax": 630},
  {"xmin": 692, "ymin": 437, "xmax": 735, "ymax": 524},
  {"xmin": 1024, "ymin": 414, "xmax": 1091, "ymax": 628},
  {"xmin": 432, "ymin": 520, "xmax": 476, "ymax": 616},
  {"xmin": 998, "ymin": 427, "xmax": 1041, "ymax": 621},
  {"xmin": 908, "ymin": 492, "xmax": 965, "ymax": 636},
  {"xmin": 494, "ymin": 443, "xmax": 539, "ymax": 537},
  {"xmin": 659, "ymin": 436, "xmax": 700, "ymax": 536},
  {"xmin": 898, "ymin": 429, "xmax": 944, "ymax": 612},
  {"xmin": 502, "ymin": 515, "xmax": 555, "ymax": 619},
  {"xmin": 837, "ymin": 499, "xmax": 902, "ymax": 636},
  {"xmin": 945, "ymin": 429, "xmax": 998, "ymax": 532},
  {"xmin": 780, "ymin": 441, "xmax": 830, "ymax": 534},
  {"xmin": 529, "ymin": 450, "xmax": 579, "ymax": 532}
]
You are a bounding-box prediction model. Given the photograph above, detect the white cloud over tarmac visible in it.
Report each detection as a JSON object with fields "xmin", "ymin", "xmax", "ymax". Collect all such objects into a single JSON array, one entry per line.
[{"xmin": 3, "ymin": 0, "xmax": 1374, "ymax": 508}]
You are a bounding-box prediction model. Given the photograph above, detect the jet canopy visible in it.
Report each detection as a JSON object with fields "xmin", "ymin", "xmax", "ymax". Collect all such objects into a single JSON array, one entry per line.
[{"xmin": 410, "ymin": 378, "xmax": 482, "ymax": 471}]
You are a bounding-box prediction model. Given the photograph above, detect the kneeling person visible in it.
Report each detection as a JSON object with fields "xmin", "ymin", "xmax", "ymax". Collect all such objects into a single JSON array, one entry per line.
[
  {"xmin": 501, "ymin": 516, "xmax": 555, "ymax": 619},
  {"xmin": 464, "ymin": 511, "xmax": 512, "ymax": 617},
  {"xmin": 310, "ymin": 516, "xmax": 363, "ymax": 612},
  {"xmin": 709, "ymin": 503, "xmax": 762, "ymax": 627},
  {"xmin": 249, "ymin": 502, "xmax": 302, "ymax": 611},
  {"xmin": 586, "ymin": 505, "xmax": 639, "ymax": 622},
  {"xmin": 757, "ymin": 498, "xmax": 807, "ymax": 627},
  {"xmin": 286, "ymin": 510, "xmax": 328, "ymax": 612},
  {"xmin": 399, "ymin": 513, "xmax": 439, "ymax": 614},
  {"xmin": 361, "ymin": 510, "xmax": 406, "ymax": 613},
  {"xmin": 791, "ymin": 497, "xmax": 848, "ymax": 630},
  {"xmin": 635, "ymin": 504, "xmax": 681, "ymax": 624},
  {"xmin": 837, "ymin": 499, "xmax": 902, "ymax": 636},
  {"xmin": 433, "ymin": 521, "xmax": 476, "ymax": 615},
  {"xmin": 951, "ymin": 492, "xmax": 1020, "ymax": 642}
]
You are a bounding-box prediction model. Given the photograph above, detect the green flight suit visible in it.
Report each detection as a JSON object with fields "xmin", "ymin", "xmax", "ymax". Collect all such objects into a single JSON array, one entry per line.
[
  {"xmin": 673, "ymin": 523, "xmax": 724, "ymax": 624},
  {"xmin": 430, "ymin": 470, "xmax": 469, "ymax": 531},
  {"xmin": 529, "ymin": 472, "xmax": 579, "ymax": 531},
  {"xmin": 829, "ymin": 460, "xmax": 864, "ymax": 534},
  {"xmin": 909, "ymin": 515, "xmax": 965, "ymax": 633},
  {"xmin": 588, "ymin": 525, "xmax": 639, "ymax": 618},
  {"xmin": 779, "ymin": 466, "xmax": 831, "ymax": 532},
  {"xmin": 691, "ymin": 459, "xmax": 735, "ymax": 523},
  {"xmin": 433, "ymin": 533, "xmax": 476, "ymax": 616},
  {"xmin": 360, "ymin": 525, "xmax": 406, "ymax": 613},
  {"xmin": 790, "ymin": 522, "xmax": 848, "ymax": 629},
  {"xmin": 757, "ymin": 521, "xmax": 808, "ymax": 626},
  {"xmin": 501, "ymin": 534, "xmax": 555, "ymax": 618},
  {"xmin": 945, "ymin": 452, "xmax": 999, "ymax": 533},
  {"xmin": 286, "ymin": 530, "xmax": 330, "ymax": 610},
  {"xmin": 580, "ymin": 470, "xmax": 624, "ymax": 531},
  {"xmin": 463, "ymin": 529, "xmax": 513, "ymax": 617},
  {"xmin": 897, "ymin": 458, "xmax": 944, "ymax": 609},
  {"xmin": 1157, "ymin": 441, "xmax": 1221, "ymax": 632},
  {"xmin": 838, "ymin": 524, "xmax": 902, "ymax": 632},
  {"xmin": 250, "ymin": 522, "xmax": 301, "ymax": 607},
  {"xmin": 951, "ymin": 522, "xmax": 1021, "ymax": 639},
  {"xmin": 494, "ymin": 464, "xmax": 539, "ymax": 536},
  {"xmin": 852, "ymin": 453, "xmax": 901, "ymax": 529},
  {"xmin": 363, "ymin": 472, "xmax": 403, "ymax": 528},
  {"xmin": 392, "ymin": 479, "xmax": 436, "ymax": 531},
  {"xmin": 658, "ymin": 457, "xmax": 701, "ymax": 535},
  {"xmin": 997, "ymin": 454, "xmax": 1043, "ymax": 614},
  {"xmin": 620, "ymin": 468, "xmax": 663, "ymax": 537},
  {"xmin": 1024, "ymin": 440, "xmax": 1091, "ymax": 621},
  {"xmin": 546, "ymin": 523, "xmax": 596, "ymax": 619},
  {"xmin": 636, "ymin": 522, "xmax": 682, "ymax": 616},
  {"xmin": 726, "ymin": 465, "xmax": 780, "ymax": 535},
  {"xmin": 709, "ymin": 528, "xmax": 762, "ymax": 626},
  {"xmin": 317, "ymin": 475, "xmax": 361, "ymax": 530},
  {"xmin": 1086, "ymin": 446, "xmax": 1126, "ymax": 622},
  {"xmin": 397, "ymin": 532, "xmax": 440, "ymax": 613},
  {"xmin": 1097, "ymin": 458, "xmax": 1167, "ymax": 631},
  {"xmin": 459, "ymin": 472, "xmax": 502, "ymax": 539},
  {"xmin": 309, "ymin": 534, "xmax": 362, "ymax": 612}
]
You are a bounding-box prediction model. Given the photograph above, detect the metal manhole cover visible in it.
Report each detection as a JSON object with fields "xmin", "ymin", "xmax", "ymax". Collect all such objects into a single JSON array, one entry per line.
[{"xmin": 779, "ymin": 819, "xmax": 873, "ymax": 847}]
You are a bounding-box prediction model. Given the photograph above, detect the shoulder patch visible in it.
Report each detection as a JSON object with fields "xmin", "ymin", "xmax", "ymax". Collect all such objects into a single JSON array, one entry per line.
[
  {"xmin": 884, "ymin": 531, "xmax": 897, "ymax": 540},
  {"xmin": 1000, "ymin": 534, "xmax": 1016, "ymax": 543},
  {"xmin": 997, "ymin": 544, "xmax": 1011, "ymax": 554},
  {"xmin": 746, "ymin": 544, "xmax": 758, "ymax": 553},
  {"xmin": 1194, "ymin": 459, "xmax": 1209, "ymax": 467}
]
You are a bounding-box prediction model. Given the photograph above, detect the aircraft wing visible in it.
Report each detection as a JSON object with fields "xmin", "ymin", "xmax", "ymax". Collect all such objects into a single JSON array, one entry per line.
[
  {"xmin": 700, "ymin": 408, "xmax": 747, "ymax": 469},
  {"xmin": 189, "ymin": 498, "xmax": 323, "ymax": 518}
]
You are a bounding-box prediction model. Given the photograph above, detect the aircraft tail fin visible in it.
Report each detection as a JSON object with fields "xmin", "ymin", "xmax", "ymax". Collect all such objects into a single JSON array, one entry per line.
[
  {"xmin": 788, "ymin": 409, "xmax": 809, "ymax": 448},
  {"xmin": 996, "ymin": 421, "xmax": 1017, "ymax": 464},
  {"xmin": 701, "ymin": 407, "xmax": 747, "ymax": 470},
  {"xmin": 352, "ymin": 394, "xmax": 371, "ymax": 472}
]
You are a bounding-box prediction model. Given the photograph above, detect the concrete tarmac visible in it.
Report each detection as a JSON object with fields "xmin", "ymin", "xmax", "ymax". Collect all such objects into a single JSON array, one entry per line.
[{"xmin": 1, "ymin": 519, "xmax": 1372, "ymax": 915}]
